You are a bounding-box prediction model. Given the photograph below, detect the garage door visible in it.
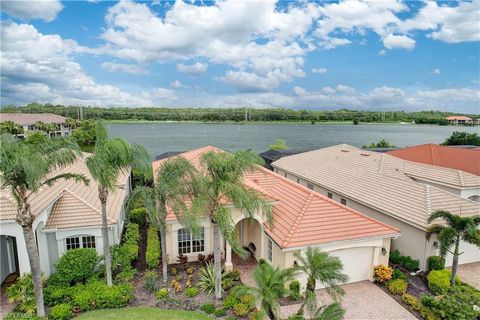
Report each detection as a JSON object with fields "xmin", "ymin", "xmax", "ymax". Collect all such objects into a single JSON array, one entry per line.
[{"xmin": 445, "ymin": 241, "xmax": 480, "ymax": 267}]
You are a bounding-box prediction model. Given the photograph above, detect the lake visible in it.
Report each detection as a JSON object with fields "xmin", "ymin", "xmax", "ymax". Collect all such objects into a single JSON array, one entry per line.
[{"xmin": 107, "ymin": 122, "xmax": 479, "ymax": 158}]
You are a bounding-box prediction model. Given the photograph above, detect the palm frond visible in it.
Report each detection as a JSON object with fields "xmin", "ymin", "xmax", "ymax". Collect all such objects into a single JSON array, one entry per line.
[
  {"xmin": 425, "ymin": 224, "xmax": 445, "ymax": 241},
  {"xmin": 314, "ymin": 302, "xmax": 345, "ymax": 320}
]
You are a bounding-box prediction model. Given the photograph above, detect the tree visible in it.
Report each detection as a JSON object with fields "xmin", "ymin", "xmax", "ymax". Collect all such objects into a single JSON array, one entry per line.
[
  {"xmin": 313, "ymin": 302, "xmax": 345, "ymax": 320},
  {"xmin": 64, "ymin": 118, "xmax": 80, "ymax": 129},
  {"xmin": 71, "ymin": 119, "xmax": 97, "ymax": 146},
  {"xmin": 233, "ymin": 260, "xmax": 296, "ymax": 320},
  {"xmin": 86, "ymin": 122, "xmax": 149, "ymax": 286},
  {"xmin": 269, "ymin": 139, "xmax": 288, "ymax": 151},
  {"xmin": 425, "ymin": 210, "xmax": 480, "ymax": 286},
  {"xmin": 128, "ymin": 157, "xmax": 196, "ymax": 283},
  {"xmin": 362, "ymin": 139, "xmax": 396, "ymax": 148},
  {"xmin": 0, "ymin": 135, "xmax": 88, "ymax": 316},
  {"xmin": 25, "ymin": 131, "xmax": 48, "ymax": 146},
  {"xmin": 189, "ymin": 150, "xmax": 273, "ymax": 299},
  {"xmin": 442, "ymin": 131, "xmax": 480, "ymax": 146},
  {"xmin": 294, "ymin": 247, "xmax": 349, "ymax": 316},
  {"xmin": 0, "ymin": 120, "xmax": 24, "ymax": 135},
  {"xmin": 34, "ymin": 121, "xmax": 58, "ymax": 137}
]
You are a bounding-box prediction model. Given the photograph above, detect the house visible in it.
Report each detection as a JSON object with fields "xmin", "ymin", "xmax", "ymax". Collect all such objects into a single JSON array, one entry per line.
[
  {"xmin": 0, "ymin": 154, "xmax": 130, "ymax": 284},
  {"xmin": 272, "ymin": 144, "xmax": 480, "ymax": 270},
  {"xmin": 259, "ymin": 149, "xmax": 308, "ymax": 170},
  {"xmin": 0, "ymin": 113, "xmax": 73, "ymax": 138},
  {"xmin": 386, "ymin": 143, "xmax": 480, "ymax": 178},
  {"xmin": 446, "ymin": 115, "xmax": 474, "ymax": 125},
  {"xmin": 152, "ymin": 146, "xmax": 400, "ymax": 289}
]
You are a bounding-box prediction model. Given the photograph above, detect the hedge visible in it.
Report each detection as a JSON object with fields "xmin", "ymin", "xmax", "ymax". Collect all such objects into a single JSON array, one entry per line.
[
  {"xmin": 146, "ymin": 227, "xmax": 160, "ymax": 269},
  {"xmin": 52, "ymin": 249, "xmax": 100, "ymax": 286}
]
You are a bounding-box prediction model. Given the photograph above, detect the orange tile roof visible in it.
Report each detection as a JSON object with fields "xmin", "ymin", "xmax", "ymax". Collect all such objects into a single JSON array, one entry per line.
[
  {"xmin": 386, "ymin": 144, "xmax": 480, "ymax": 176},
  {"xmin": 446, "ymin": 116, "xmax": 473, "ymax": 121},
  {"xmin": 152, "ymin": 146, "xmax": 400, "ymax": 249}
]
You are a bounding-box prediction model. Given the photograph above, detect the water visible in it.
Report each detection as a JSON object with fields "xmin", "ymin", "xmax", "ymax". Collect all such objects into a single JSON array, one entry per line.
[{"xmin": 107, "ymin": 122, "xmax": 479, "ymax": 158}]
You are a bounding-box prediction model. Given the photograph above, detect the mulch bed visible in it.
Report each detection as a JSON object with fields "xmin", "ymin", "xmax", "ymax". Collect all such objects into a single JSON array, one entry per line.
[{"xmin": 133, "ymin": 221, "xmax": 148, "ymax": 272}]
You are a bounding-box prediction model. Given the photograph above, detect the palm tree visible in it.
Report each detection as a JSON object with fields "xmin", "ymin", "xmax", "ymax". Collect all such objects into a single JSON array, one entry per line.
[
  {"xmin": 233, "ymin": 260, "xmax": 295, "ymax": 320},
  {"xmin": 86, "ymin": 122, "xmax": 149, "ymax": 286},
  {"xmin": 0, "ymin": 120, "xmax": 24, "ymax": 135},
  {"xmin": 65, "ymin": 118, "xmax": 80, "ymax": 129},
  {"xmin": 0, "ymin": 135, "xmax": 88, "ymax": 316},
  {"xmin": 426, "ymin": 210, "xmax": 480, "ymax": 286},
  {"xmin": 294, "ymin": 247, "xmax": 349, "ymax": 316},
  {"xmin": 313, "ymin": 302, "xmax": 345, "ymax": 320},
  {"xmin": 128, "ymin": 157, "xmax": 196, "ymax": 283},
  {"xmin": 189, "ymin": 150, "xmax": 272, "ymax": 299}
]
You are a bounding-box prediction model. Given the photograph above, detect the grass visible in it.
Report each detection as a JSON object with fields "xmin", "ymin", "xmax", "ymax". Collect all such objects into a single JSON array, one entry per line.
[{"xmin": 75, "ymin": 307, "xmax": 211, "ymax": 320}]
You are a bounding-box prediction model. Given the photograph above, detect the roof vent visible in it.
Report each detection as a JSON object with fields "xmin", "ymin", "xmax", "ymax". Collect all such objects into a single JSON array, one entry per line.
[
  {"xmin": 360, "ymin": 153, "xmax": 370, "ymax": 157},
  {"xmin": 253, "ymin": 178, "xmax": 259, "ymax": 185},
  {"xmin": 341, "ymin": 149, "xmax": 349, "ymax": 153}
]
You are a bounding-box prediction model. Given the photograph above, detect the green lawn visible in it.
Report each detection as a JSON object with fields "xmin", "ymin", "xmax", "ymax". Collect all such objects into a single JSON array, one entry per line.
[{"xmin": 75, "ymin": 307, "xmax": 211, "ymax": 320}]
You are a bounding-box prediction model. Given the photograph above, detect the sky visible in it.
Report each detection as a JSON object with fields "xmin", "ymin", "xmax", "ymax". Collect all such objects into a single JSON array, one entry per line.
[{"xmin": 0, "ymin": 0, "xmax": 479, "ymax": 113}]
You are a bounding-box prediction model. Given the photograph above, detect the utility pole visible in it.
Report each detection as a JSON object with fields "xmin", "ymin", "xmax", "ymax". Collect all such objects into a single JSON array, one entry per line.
[{"xmin": 245, "ymin": 107, "xmax": 248, "ymax": 122}]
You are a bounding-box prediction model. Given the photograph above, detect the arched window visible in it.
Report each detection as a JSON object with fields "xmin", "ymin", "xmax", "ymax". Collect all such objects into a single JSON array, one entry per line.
[{"xmin": 177, "ymin": 227, "xmax": 204, "ymax": 254}]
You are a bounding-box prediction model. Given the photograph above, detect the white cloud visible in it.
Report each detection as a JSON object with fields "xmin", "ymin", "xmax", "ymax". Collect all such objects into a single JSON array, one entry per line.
[
  {"xmin": 218, "ymin": 70, "xmax": 287, "ymax": 93},
  {"xmin": 432, "ymin": 68, "xmax": 441, "ymax": 75},
  {"xmin": 101, "ymin": 62, "xmax": 149, "ymax": 75},
  {"xmin": 336, "ymin": 84, "xmax": 356, "ymax": 94},
  {"xmin": 321, "ymin": 86, "xmax": 336, "ymax": 94},
  {"xmin": 1, "ymin": 0, "xmax": 63, "ymax": 22},
  {"xmin": 383, "ymin": 34, "xmax": 416, "ymax": 50},
  {"xmin": 170, "ymin": 80, "xmax": 186, "ymax": 89},
  {"xmin": 153, "ymin": 88, "xmax": 178, "ymax": 100},
  {"xmin": 319, "ymin": 37, "xmax": 351, "ymax": 49},
  {"xmin": 176, "ymin": 62, "xmax": 208, "ymax": 75},
  {"xmin": 378, "ymin": 49, "xmax": 387, "ymax": 56},
  {"xmin": 311, "ymin": 67, "xmax": 327, "ymax": 74}
]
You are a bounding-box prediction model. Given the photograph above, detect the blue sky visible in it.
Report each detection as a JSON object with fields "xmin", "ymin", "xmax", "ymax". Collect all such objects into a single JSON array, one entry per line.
[{"xmin": 1, "ymin": 0, "xmax": 479, "ymax": 113}]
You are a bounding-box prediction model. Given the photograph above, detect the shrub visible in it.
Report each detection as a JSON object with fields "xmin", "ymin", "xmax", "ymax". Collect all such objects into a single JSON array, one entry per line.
[
  {"xmin": 186, "ymin": 267, "xmax": 195, "ymax": 275},
  {"xmin": 146, "ymin": 227, "xmax": 160, "ymax": 269},
  {"xmin": 177, "ymin": 254, "xmax": 188, "ymax": 269},
  {"xmin": 399, "ymin": 255, "xmax": 420, "ymax": 272},
  {"xmin": 392, "ymin": 268, "xmax": 405, "ymax": 280},
  {"xmin": 214, "ymin": 308, "xmax": 226, "ymax": 317},
  {"xmin": 287, "ymin": 315, "xmax": 306, "ymax": 320},
  {"xmin": 115, "ymin": 266, "xmax": 137, "ymax": 283},
  {"xmin": 240, "ymin": 294, "xmax": 256, "ymax": 308},
  {"xmin": 176, "ymin": 274, "xmax": 183, "ymax": 282},
  {"xmin": 155, "ymin": 288, "xmax": 169, "ymax": 301},
  {"xmin": 198, "ymin": 262, "xmax": 226, "ymax": 295},
  {"xmin": 185, "ymin": 287, "xmax": 199, "ymax": 297},
  {"xmin": 170, "ymin": 279, "xmax": 182, "ymax": 293},
  {"xmin": 427, "ymin": 269, "xmax": 459, "ymax": 295},
  {"xmin": 53, "ymin": 248, "xmax": 100, "ymax": 286},
  {"xmin": 50, "ymin": 303, "xmax": 73, "ymax": 320},
  {"xmin": 200, "ymin": 303, "xmax": 216, "ymax": 314},
  {"xmin": 143, "ymin": 270, "xmax": 159, "ymax": 294},
  {"xmin": 5, "ymin": 273, "xmax": 36, "ymax": 315},
  {"xmin": 44, "ymin": 285, "xmax": 81, "ymax": 306},
  {"xmin": 288, "ymin": 280, "xmax": 301, "ymax": 301},
  {"xmin": 374, "ymin": 265, "xmax": 393, "ymax": 283},
  {"xmin": 233, "ymin": 303, "xmax": 250, "ymax": 317},
  {"xmin": 123, "ymin": 223, "xmax": 140, "ymax": 261},
  {"xmin": 223, "ymin": 278, "xmax": 234, "ymax": 291},
  {"xmin": 171, "ymin": 267, "xmax": 177, "ymax": 276},
  {"xmin": 389, "ymin": 249, "xmax": 401, "ymax": 264},
  {"xmin": 427, "ymin": 256, "xmax": 445, "ymax": 272},
  {"xmin": 386, "ymin": 279, "xmax": 408, "ymax": 295},
  {"xmin": 226, "ymin": 269, "xmax": 241, "ymax": 281},
  {"xmin": 223, "ymin": 293, "xmax": 239, "ymax": 309},
  {"xmin": 72, "ymin": 280, "xmax": 133, "ymax": 312},
  {"xmin": 128, "ymin": 207, "xmax": 146, "ymax": 225},
  {"xmin": 402, "ymin": 293, "xmax": 422, "ymax": 311}
]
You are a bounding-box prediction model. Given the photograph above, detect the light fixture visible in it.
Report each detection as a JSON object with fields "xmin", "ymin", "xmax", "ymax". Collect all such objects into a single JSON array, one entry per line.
[
  {"xmin": 433, "ymin": 241, "xmax": 439, "ymax": 249},
  {"xmin": 381, "ymin": 247, "xmax": 387, "ymax": 255}
]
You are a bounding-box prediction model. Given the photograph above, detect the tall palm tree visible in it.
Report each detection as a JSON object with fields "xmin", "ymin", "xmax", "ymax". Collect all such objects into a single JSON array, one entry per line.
[
  {"xmin": 0, "ymin": 120, "xmax": 24, "ymax": 135},
  {"xmin": 294, "ymin": 247, "xmax": 349, "ymax": 315},
  {"xmin": 426, "ymin": 210, "xmax": 480, "ymax": 286},
  {"xmin": 233, "ymin": 260, "xmax": 295, "ymax": 320},
  {"xmin": 189, "ymin": 150, "xmax": 272, "ymax": 299},
  {"xmin": 128, "ymin": 157, "xmax": 197, "ymax": 283},
  {"xmin": 0, "ymin": 135, "xmax": 88, "ymax": 316},
  {"xmin": 86, "ymin": 122, "xmax": 149, "ymax": 286}
]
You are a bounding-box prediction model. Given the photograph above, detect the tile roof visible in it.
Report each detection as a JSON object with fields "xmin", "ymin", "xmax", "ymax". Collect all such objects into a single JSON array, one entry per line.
[
  {"xmin": 386, "ymin": 144, "xmax": 480, "ymax": 176},
  {"xmin": 273, "ymin": 144, "xmax": 480, "ymax": 230},
  {"xmin": 0, "ymin": 154, "xmax": 129, "ymax": 230},
  {"xmin": 0, "ymin": 113, "xmax": 67, "ymax": 126},
  {"xmin": 152, "ymin": 146, "xmax": 400, "ymax": 249},
  {"xmin": 446, "ymin": 116, "xmax": 473, "ymax": 121}
]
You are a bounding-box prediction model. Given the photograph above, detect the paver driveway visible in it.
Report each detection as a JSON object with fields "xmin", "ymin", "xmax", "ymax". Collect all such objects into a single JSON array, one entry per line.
[
  {"xmin": 453, "ymin": 262, "xmax": 480, "ymax": 290},
  {"xmin": 280, "ymin": 281, "xmax": 416, "ymax": 320}
]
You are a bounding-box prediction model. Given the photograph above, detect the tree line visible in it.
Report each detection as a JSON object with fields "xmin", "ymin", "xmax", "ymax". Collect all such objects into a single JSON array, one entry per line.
[{"xmin": 2, "ymin": 103, "xmax": 477, "ymax": 125}]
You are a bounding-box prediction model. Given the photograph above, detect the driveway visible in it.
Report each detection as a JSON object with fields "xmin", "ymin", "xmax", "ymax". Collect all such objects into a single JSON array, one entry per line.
[
  {"xmin": 453, "ymin": 262, "xmax": 480, "ymax": 290},
  {"xmin": 280, "ymin": 281, "xmax": 416, "ymax": 320}
]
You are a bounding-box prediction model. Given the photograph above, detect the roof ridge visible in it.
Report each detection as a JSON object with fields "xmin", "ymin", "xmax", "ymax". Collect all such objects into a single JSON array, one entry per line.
[
  {"xmin": 424, "ymin": 185, "xmax": 432, "ymax": 216},
  {"xmin": 283, "ymin": 192, "xmax": 314, "ymax": 247},
  {"xmin": 378, "ymin": 153, "xmax": 385, "ymax": 174},
  {"xmin": 457, "ymin": 170, "xmax": 464, "ymax": 187}
]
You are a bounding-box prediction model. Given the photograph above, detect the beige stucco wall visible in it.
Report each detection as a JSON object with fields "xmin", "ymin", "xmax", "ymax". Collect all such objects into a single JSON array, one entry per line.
[{"xmin": 275, "ymin": 168, "xmax": 436, "ymax": 270}]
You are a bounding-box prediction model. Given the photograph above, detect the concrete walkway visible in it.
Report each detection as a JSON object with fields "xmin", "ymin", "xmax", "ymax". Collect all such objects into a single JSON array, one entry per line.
[
  {"xmin": 280, "ymin": 281, "xmax": 416, "ymax": 320},
  {"xmin": 453, "ymin": 262, "xmax": 480, "ymax": 290}
]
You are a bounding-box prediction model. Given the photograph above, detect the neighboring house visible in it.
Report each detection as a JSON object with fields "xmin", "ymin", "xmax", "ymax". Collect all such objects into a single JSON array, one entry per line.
[
  {"xmin": 0, "ymin": 154, "xmax": 130, "ymax": 284},
  {"xmin": 0, "ymin": 113, "xmax": 72, "ymax": 138},
  {"xmin": 259, "ymin": 149, "xmax": 307, "ymax": 170},
  {"xmin": 272, "ymin": 144, "xmax": 480, "ymax": 270},
  {"xmin": 153, "ymin": 146, "xmax": 400, "ymax": 289},
  {"xmin": 386, "ymin": 143, "xmax": 480, "ymax": 178},
  {"xmin": 446, "ymin": 116, "xmax": 474, "ymax": 125}
]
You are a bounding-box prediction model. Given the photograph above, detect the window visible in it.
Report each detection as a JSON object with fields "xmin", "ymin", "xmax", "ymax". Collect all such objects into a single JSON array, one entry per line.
[
  {"xmin": 66, "ymin": 236, "xmax": 96, "ymax": 251},
  {"xmin": 341, "ymin": 198, "xmax": 347, "ymax": 205},
  {"xmin": 27, "ymin": 125, "xmax": 34, "ymax": 130},
  {"xmin": 327, "ymin": 192, "xmax": 333, "ymax": 199},
  {"xmin": 66, "ymin": 237, "xmax": 80, "ymax": 250},
  {"xmin": 178, "ymin": 227, "xmax": 205, "ymax": 254},
  {"xmin": 307, "ymin": 183, "xmax": 314, "ymax": 190},
  {"xmin": 296, "ymin": 178, "xmax": 300, "ymax": 184},
  {"xmin": 267, "ymin": 238, "xmax": 273, "ymax": 262},
  {"xmin": 284, "ymin": 173, "xmax": 288, "ymax": 178}
]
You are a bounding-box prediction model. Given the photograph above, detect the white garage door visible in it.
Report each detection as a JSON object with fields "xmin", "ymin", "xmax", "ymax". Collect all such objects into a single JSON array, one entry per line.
[{"xmin": 445, "ymin": 241, "xmax": 480, "ymax": 267}]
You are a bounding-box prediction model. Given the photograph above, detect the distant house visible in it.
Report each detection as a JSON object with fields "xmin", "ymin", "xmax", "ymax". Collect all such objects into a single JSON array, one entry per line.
[
  {"xmin": 446, "ymin": 115, "xmax": 474, "ymax": 125},
  {"xmin": 0, "ymin": 113, "xmax": 73, "ymax": 138},
  {"xmin": 153, "ymin": 146, "xmax": 400, "ymax": 289},
  {"xmin": 272, "ymin": 144, "xmax": 480, "ymax": 270},
  {"xmin": 0, "ymin": 154, "xmax": 130, "ymax": 284},
  {"xmin": 387, "ymin": 143, "xmax": 480, "ymax": 177},
  {"xmin": 258, "ymin": 149, "xmax": 306, "ymax": 170}
]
